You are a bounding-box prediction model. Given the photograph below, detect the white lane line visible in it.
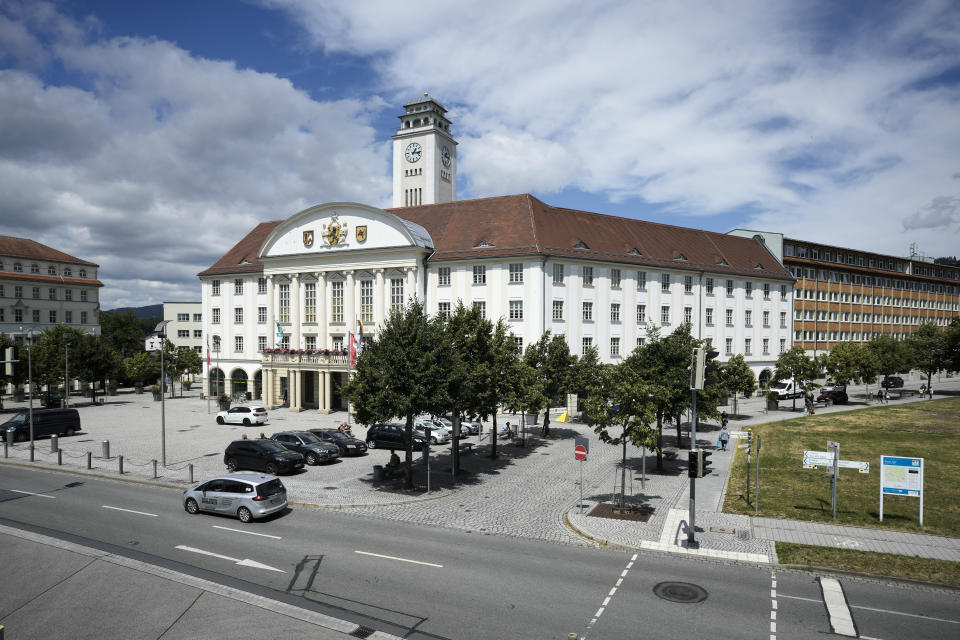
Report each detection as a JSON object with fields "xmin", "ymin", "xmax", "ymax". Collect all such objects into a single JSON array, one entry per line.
[
  {"xmin": 819, "ymin": 577, "xmax": 857, "ymax": 637},
  {"xmin": 10, "ymin": 489, "xmax": 56, "ymax": 499},
  {"xmin": 175, "ymin": 545, "xmax": 286, "ymax": 573},
  {"xmin": 770, "ymin": 570, "xmax": 778, "ymax": 640},
  {"xmin": 212, "ymin": 525, "xmax": 281, "ymax": 539},
  {"xmin": 353, "ymin": 550, "xmax": 443, "ymax": 568},
  {"xmin": 585, "ymin": 553, "xmax": 637, "ymax": 636},
  {"xmin": 102, "ymin": 505, "xmax": 158, "ymax": 517},
  {"xmin": 849, "ymin": 604, "xmax": 960, "ymax": 625}
]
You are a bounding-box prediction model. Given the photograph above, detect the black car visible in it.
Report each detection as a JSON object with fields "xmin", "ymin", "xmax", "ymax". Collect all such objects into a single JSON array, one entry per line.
[
  {"xmin": 816, "ymin": 389, "xmax": 849, "ymax": 404},
  {"xmin": 224, "ymin": 439, "xmax": 304, "ymax": 475},
  {"xmin": 365, "ymin": 423, "xmax": 427, "ymax": 451},
  {"xmin": 308, "ymin": 429, "xmax": 368, "ymax": 456},
  {"xmin": 882, "ymin": 376, "xmax": 904, "ymax": 389},
  {"xmin": 2, "ymin": 408, "xmax": 81, "ymax": 441},
  {"xmin": 270, "ymin": 431, "xmax": 340, "ymax": 465}
]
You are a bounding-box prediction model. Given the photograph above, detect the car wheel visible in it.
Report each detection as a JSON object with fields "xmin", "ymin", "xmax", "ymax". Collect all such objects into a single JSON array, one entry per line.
[
  {"xmin": 243, "ymin": 418, "xmax": 251, "ymax": 426},
  {"xmin": 64, "ymin": 427, "xmax": 76, "ymax": 437},
  {"xmin": 265, "ymin": 462, "xmax": 278, "ymax": 475},
  {"xmin": 367, "ymin": 439, "xmax": 376, "ymax": 449},
  {"xmin": 226, "ymin": 458, "xmax": 239, "ymax": 472},
  {"xmin": 216, "ymin": 416, "xmax": 225, "ymax": 425},
  {"xmin": 237, "ymin": 507, "xmax": 253, "ymax": 523},
  {"xmin": 432, "ymin": 437, "xmax": 438, "ymax": 444},
  {"xmin": 185, "ymin": 498, "xmax": 200, "ymax": 514},
  {"xmin": 305, "ymin": 453, "xmax": 318, "ymax": 465}
]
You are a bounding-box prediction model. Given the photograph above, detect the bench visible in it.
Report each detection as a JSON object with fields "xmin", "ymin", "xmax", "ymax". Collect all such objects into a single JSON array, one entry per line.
[
  {"xmin": 458, "ymin": 442, "xmax": 474, "ymax": 455},
  {"xmin": 375, "ymin": 461, "xmax": 412, "ymax": 481},
  {"xmin": 662, "ymin": 449, "xmax": 679, "ymax": 461}
]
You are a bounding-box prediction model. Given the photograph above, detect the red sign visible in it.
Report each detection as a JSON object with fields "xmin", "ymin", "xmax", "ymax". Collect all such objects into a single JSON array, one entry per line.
[{"xmin": 574, "ymin": 444, "xmax": 587, "ymax": 461}]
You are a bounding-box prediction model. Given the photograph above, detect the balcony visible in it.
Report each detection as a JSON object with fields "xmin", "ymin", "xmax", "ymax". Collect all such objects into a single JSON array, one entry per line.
[{"xmin": 262, "ymin": 349, "xmax": 349, "ymax": 366}]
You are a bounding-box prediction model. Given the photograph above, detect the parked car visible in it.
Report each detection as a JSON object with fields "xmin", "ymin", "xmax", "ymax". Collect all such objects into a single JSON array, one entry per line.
[
  {"xmin": 820, "ymin": 381, "xmax": 846, "ymax": 393},
  {"xmin": 224, "ymin": 439, "xmax": 304, "ymax": 474},
  {"xmin": 2, "ymin": 408, "xmax": 81, "ymax": 441},
  {"xmin": 443, "ymin": 415, "xmax": 481, "ymax": 435},
  {"xmin": 308, "ymin": 429, "xmax": 368, "ymax": 456},
  {"xmin": 882, "ymin": 376, "xmax": 905, "ymax": 389},
  {"xmin": 40, "ymin": 390, "xmax": 64, "ymax": 409},
  {"xmin": 216, "ymin": 405, "xmax": 268, "ymax": 426},
  {"xmin": 270, "ymin": 431, "xmax": 340, "ymax": 465},
  {"xmin": 769, "ymin": 379, "xmax": 803, "ymax": 399},
  {"xmin": 414, "ymin": 420, "xmax": 450, "ymax": 444},
  {"xmin": 183, "ymin": 473, "xmax": 287, "ymax": 523},
  {"xmin": 365, "ymin": 423, "xmax": 427, "ymax": 450},
  {"xmin": 816, "ymin": 389, "xmax": 849, "ymax": 404}
]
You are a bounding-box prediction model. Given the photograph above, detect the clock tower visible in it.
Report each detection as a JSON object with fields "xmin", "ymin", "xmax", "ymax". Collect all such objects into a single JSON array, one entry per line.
[{"xmin": 392, "ymin": 93, "xmax": 457, "ymax": 207}]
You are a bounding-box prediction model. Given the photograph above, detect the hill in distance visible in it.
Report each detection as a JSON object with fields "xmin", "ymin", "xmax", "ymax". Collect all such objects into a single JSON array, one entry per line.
[{"xmin": 104, "ymin": 304, "xmax": 163, "ymax": 319}]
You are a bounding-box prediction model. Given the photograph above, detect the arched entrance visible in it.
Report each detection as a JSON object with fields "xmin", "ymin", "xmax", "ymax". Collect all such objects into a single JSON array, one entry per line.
[
  {"xmin": 758, "ymin": 369, "xmax": 772, "ymax": 390},
  {"xmin": 209, "ymin": 368, "xmax": 225, "ymax": 397},
  {"xmin": 231, "ymin": 369, "xmax": 248, "ymax": 400},
  {"xmin": 253, "ymin": 370, "xmax": 262, "ymax": 400}
]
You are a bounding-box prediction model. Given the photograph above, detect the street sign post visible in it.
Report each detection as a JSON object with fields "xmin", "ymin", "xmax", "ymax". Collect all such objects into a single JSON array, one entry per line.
[
  {"xmin": 880, "ymin": 456, "xmax": 924, "ymax": 526},
  {"xmin": 574, "ymin": 438, "xmax": 589, "ymax": 513}
]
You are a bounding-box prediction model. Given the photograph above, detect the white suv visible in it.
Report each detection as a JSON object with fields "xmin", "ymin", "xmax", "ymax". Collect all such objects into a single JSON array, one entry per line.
[
  {"xmin": 216, "ymin": 405, "xmax": 268, "ymax": 426},
  {"xmin": 414, "ymin": 420, "xmax": 451, "ymax": 444}
]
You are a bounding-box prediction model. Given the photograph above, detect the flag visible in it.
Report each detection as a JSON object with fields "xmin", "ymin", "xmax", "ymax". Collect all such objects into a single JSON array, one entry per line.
[
  {"xmin": 556, "ymin": 410, "xmax": 570, "ymax": 423},
  {"xmin": 205, "ymin": 336, "xmax": 210, "ymax": 367},
  {"xmin": 276, "ymin": 321, "xmax": 284, "ymax": 343},
  {"xmin": 349, "ymin": 332, "xmax": 360, "ymax": 367}
]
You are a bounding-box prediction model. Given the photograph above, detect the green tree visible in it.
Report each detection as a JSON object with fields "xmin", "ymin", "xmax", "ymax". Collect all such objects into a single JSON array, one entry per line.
[
  {"xmin": 502, "ymin": 360, "xmax": 547, "ymax": 444},
  {"xmin": 73, "ymin": 333, "xmax": 123, "ymax": 404},
  {"xmin": 946, "ymin": 317, "xmax": 960, "ymax": 373},
  {"xmin": 482, "ymin": 319, "xmax": 520, "ymax": 459},
  {"xmin": 344, "ymin": 300, "xmax": 444, "ymax": 488},
  {"xmin": 907, "ymin": 322, "xmax": 949, "ymax": 396},
  {"xmin": 823, "ymin": 341, "xmax": 879, "ymax": 388},
  {"xmin": 867, "ymin": 334, "xmax": 913, "ymax": 383},
  {"xmin": 567, "ymin": 345, "xmax": 605, "ymax": 405},
  {"xmin": 100, "ymin": 309, "xmax": 146, "ymax": 358},
  {"xmin": 126, "ymin": 351, "xmax": 160, "ymax": 390},
  {"xmin": 720, "ymin": 353, "xmax": 756, "ymax": 417},
  {"xmin": 583, "ymin": 361, "xmax": 657, "ymax": 510},
  {"xmin": 773, "ymin": 346, "xmax": 820, "ymax": 411},
  {"xmin": 175, "ymin": 348, "xmax": 203, "ymax": 393},
  {"xmin": 523, "ymin": 332, "xmax": 575, "ymax": 437}
]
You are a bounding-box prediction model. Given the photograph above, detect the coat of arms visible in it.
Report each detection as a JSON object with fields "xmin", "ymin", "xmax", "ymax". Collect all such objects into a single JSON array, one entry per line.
[
  {"xmin": 356, "ymin": 225, "xmax": 367, "ymax": 243},
  {"xmin": 303, "ymin": 230, "xmax": 314, "ymax": 247},
  {"xmin": 322, "ymin": 212, "xmax": 348, "ymax": 247}
]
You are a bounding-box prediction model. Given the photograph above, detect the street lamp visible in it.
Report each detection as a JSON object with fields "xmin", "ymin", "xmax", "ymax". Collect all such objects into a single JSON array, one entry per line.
[
  {"xmin": 19, "ymin": 326, "xmax": 37, "ymax": 460},
  {"xmin": 63, "ymin": 336, "xmax": 70, "ymax": 409},
  {"xmin": 155, "ymin": 320, "xmax": 171, "ymax": 467}
]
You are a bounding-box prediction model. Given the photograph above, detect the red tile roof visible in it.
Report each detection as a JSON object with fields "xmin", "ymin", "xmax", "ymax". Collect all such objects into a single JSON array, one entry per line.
[
  {"xmin": 0, "ymin": 235, "xmax": 98, "ymax": 267},
  {"xmin": 199, "ymin": 195, "xmax": 793, "ymax": 281}
]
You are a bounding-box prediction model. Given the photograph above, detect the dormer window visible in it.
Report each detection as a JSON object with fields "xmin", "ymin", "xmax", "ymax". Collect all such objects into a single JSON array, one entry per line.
[
  {"xmin": 754, "ymin": 263, "xmax": 765, "ymax": 271},
  {"xmin": 48, "ymin": 266, "xmax": 56, "ymax": 275},
  {"xmin": 31, "ymin": 264, "xmax": 39, "ymax": 273},
  {"xmin": 14, "ymin": 263, "xmax": 22, "ymax": 272},
  {"xmin": 474, "ymin": 240, "xmax": 494, "ymax": 248},
  {"xmin": 573, "ymin": 241, "xmax": 590, "ymax": 250},
  {"xmin": 627, "ymin": 248, "xmax": 642, "ymax": 256},
  {"xmin": 79, "ymin": 269, "xmax": 86, "ymax": 278},
  {"xmin": 716, "ymin": 258, "xmax": 728, "ymax": 266},
  {"xmin": 673, "ymin": 253, "xmax": 687, "ymax": 261},
  {"xmin": 64, "ymin": 267, "xmax": 72, "ymax": 277}
]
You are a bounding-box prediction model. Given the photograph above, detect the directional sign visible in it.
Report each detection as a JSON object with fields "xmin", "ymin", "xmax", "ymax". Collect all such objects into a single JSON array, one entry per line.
[
  {"xmin": 803, "ymin": 450, "xmax": 836, "ymax": 465},
  {"xmin": 837, "ymin": 460, "xmax": 869, "ymax": 473}
]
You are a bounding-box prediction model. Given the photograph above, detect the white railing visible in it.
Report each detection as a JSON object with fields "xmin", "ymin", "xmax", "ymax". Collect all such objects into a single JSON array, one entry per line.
[{"xmin": 261, "ymin": 352, "xmax": 348, "ymax": 365}]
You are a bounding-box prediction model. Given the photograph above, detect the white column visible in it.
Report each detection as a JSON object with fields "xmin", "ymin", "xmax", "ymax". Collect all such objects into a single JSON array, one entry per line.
[
  {"xmin": 346, "ymin": 270, "xmax": 356, "ymax": 336},
  {"xmin": 291, "ymin": 273, "xmax": 301, "ymax": 349},
  {"xmin": 317, "ymin": 271, "xmax": 327, "ymax": 348},
  {"xmin": 375, "ymin": 269, "xmax": 385, "ymax": 330},
  {"xmin": 266, "ymin": 275, "xmax": 276, "ymax": 348},
  {"xmin": 406, "ymin": 267, "xmax": 416, "ymax": 304}
]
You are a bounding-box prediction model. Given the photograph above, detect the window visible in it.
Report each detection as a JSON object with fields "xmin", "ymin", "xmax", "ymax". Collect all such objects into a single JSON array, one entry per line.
[
  {"xmin": 726, "ymin": 280, "xmax": 734, "ymax": 296},
  {"xmin": 509, "ymin": 263, "xmax": 523, "ymax": 283},
  {"xmin": 637, "ymin": 271, "xmax": 646, "ymax": 290},
  {"xmin": 14, "ymin": 285, "xmax": 22, "ymax": 298},
  {"xmin": 360, "ymin": 280, "xmax": 373, "ymax": 323},
  {"xmin": 661, "ymin": 273, "xmax": 670, "ymax": 292},
  {"xmin": 745, "ymin": 310, "xmax": 752, "ymax": 326},
  {"xmin": 258, "ymin": 336, "xmax": 267, "ymax": 352},
  {"xmin": 438, "ymin": 267, "xmax": 451, "ymax": 286},
  {"xmin": 258, "ymin": 306, "xmax": 267, "ymax": 324},
  {"xmin": 763, "ymin": 283, "xmax": 770, "ymax": 299},
  {"xmin": 583, "ymin": 301, "xmax": 593, "ymax": 321},
  {"xmin": 258, "ymin": 277, "xmax": 267, "ymax": 294},
  {"xmin": 32, "ymin": 287, "xmax": 40, "ymax": 299},
  {"xmin": 30, "ymin": 263, "xmax": 39, "ymax": 274},
  {"xmin": 80, "ymin": 289, "xmax": 87, "ymax": 302},
  {"xmin": 583, "ymin": 266, "xmax": 594, "ymax": 286},
  {"xmin": 611, "ymin": 269, "xmax": 621, "ymax": 288},
  {"xmin": 763, "ymin": 311, "xmax": 770, "ymax": 327},
  {"xmin": 235, "ymin": 336, "xmax": 243, "ymax": 353},
  {"xmin": 437, "ymin": 302, "xmax": 451, "ymax": 319},
  {"xmin": 684, "ymin": 275, "xmax": 693, "ymax": 293},
  {"xmin": 211, "ymin": 336, "xmax": 221, "ymax": 352},
  {"xmin": 745, "ymin": 282, "xmax": 753, "ymax": 297},
  {"xmin": 14, "ymin": 262, "xmax": 22, "ymax": 272},
  {"xmin": 780, "ymin": 338, "xmax": 786, "ymax": 353},
  {"xmin": 47, "ymin": 288, "xmax": 56, "ymax": 300},
  {"xmin": 705, "ymin": 308, "xmax": 714, "ymax": 325},
  {"xmin": 610, "ymin": 337, "xmax": 620, "ymax": 357},
  {"xmin": 637, "ymin": 337, "xmax": 646, "ymax": 347},
  {"xmin": 304, "ymin": 283, "xmax": 316, "ymax": 323},
  {"xmin": 305, "ymin": 336, "xmax": 316, "ymax": 350},
  {"xmin": 193, "ymin": 313, "xmax": 202, "ymax": 322},
  {"xmin": 553, "ymin": 263, "xmax": 564, "ymax": 284},
  {"xmin": 175, "ymin": 312, "xmax": 187, "ymax": 321},
  {"xmin": 177, "ymin": 329, "xmax": 189, "ymax": 338},
  {"xmin": 684, "ymin": 306, "xmax": 692, "ymax": 324},
  {"xmin": 726, "ymin": 309, "xmax": 733, "ymax": 325},
  {"xmin": 49, "ymin": 310, "xmax": 57, "ymax": 323},
  {"xmin": 706, "ymin": 278, "xmax": 714, "ymax": 295},
  {"xmin": 14, "ymin": 309, "xmax": 23, "ymax": 322},
  {"xmin": 79, "ymin": 311, "xmax": 87, "ymax": 324},
  {"xmin": 330, "ymin": 281, "xmax": 343, "ymax": 323},
  {"xmin": 582, "ymin": 337, "xmax": 593, "ymax": 354},
  {"xmin": 552, "ymin": 300, "xmax": 564, "ymax": 321},
  {"xmin": 193, "ymin": 330, "xmax": 202, "ymax": 338},
  {"xmin": 637, "ymin": 304, "xmax": 646, "ymax": 323},
  {"xmin": 391, "ymin": 278, "xmax": 404, "ymax": 312},
  {"xmin": 661, "ymin": 305, "xmax": 670, "ymax": 324},
  {"xmin": 64, "ymin": 267, "xmax": 72, "ymax": 277},
  {"xmin": 212, "ymin": 308, "xmax": 220, "ymax": 324},
  {"xmin": 780, "ymin": 285, "xmax": 787, "ymax": 298},
  {"xmin": 473, "ymin": 301, "xmax": 486, "ymax": 319},
  {"xmin": 234, "ymin": 279, "xmax": 243, "ymax": 295},
  {"xmin": 725, "ymin": 338, "xmax": 733, "ymax": 355},
  {"xmin": 0, "ymin": 309, "xmax": 4, "ymax": 322},
  {"xmin": 780, "ymin": 312, "xmax": 787, "ymax": 328},
  {"xmin": 473, "ymin": 265, "xmax": 486, "ymax": 285},
  {"xmin": 606, "ymin": 303, "xmax": 619, "ymax": 322},
  {"xmin": 509, "ymin": 300, "xmax": 523, "ymax": 320},
  {"xmin": 514, "ymin": 336, "xmax": 523, "ymax": 351},
  {"xmin": 79, "ymin": 269, "xmax": 87, "ymax": 278},
  {"xmin": 763, "ymin": 338, "xmax": 769, "ymax": 354},
  {"xmin": 212, "ymin": 280, "xmax": 220, "ymax": 296},
  {"xmin": 65, "ymin": 310, "xmax": 72, "ymax": 323},
  {"xmin": 48, "ymin": 266, "xmax": 56, "ymax": 275},
  {"xmin": 744, "ymin": 338, "xmax": 752, "ymax": 355}
]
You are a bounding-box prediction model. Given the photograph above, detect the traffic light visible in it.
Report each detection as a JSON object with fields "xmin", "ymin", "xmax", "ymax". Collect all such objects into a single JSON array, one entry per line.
[
  {"xmin": 4, "ymin": 346, "xmax": 15, "ymax": 376},
  {"xmin": 692, "ymin": 347, "xmax": 704, "ymax": 389},
  {"xmin": 698, "ymin": 449, "xmax": 713, "ymax": 477},
  {"xmin": 703, "ymin": 349, "xmax": 720, "ymax": 386},
  {"xmin": 688, "ymin": 450, "xmax": 699, "ymax": 478}
]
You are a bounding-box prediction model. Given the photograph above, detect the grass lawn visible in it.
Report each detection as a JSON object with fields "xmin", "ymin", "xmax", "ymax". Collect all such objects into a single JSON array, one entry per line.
[
  {"xmin": 776, "ymin": 542, "xmax": 960, "ymax": 587},
  {"xmin": 724, "ymin": 397, "xmax": 960, "ymax": 537}
]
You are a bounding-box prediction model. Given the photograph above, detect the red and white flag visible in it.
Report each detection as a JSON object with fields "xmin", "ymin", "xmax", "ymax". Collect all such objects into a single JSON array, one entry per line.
[
  {"xmin": 349, "ymin": 332, "xmax": 360, "ymax": 367},
  {"xmin": 206, "ymin": 336, "xmax": 210, "ymax": 367}
]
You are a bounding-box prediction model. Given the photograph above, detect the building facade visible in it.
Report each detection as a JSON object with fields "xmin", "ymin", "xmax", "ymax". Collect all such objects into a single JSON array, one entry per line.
[
  {"xmin": 0, "ymin": 235, "xmax": 102, "ymax": 340},
  {"xmin": 163, "ymin": 301, "xmax": 203, "ymax": 355}
]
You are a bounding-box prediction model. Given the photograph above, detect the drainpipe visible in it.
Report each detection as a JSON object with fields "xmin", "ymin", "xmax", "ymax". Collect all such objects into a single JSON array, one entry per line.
[{"xmin": 542, "ymin": 256, "xmax": 549, "ymax": 340}]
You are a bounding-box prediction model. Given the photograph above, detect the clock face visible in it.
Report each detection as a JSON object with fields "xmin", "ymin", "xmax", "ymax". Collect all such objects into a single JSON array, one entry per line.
[
  {"xmin": 441, "ymin": 145, "xmax": 451, "ymax": 168},
  {"xmin": 405, "ymin": 142, "xmax": 422, "ymax": 163}
]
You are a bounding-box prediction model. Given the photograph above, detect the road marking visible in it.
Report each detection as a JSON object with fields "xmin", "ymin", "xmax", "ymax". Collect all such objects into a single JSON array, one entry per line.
[
  {"xmin": 819, "ymin": 577, "xmax": 857, "ymax": 637},
  {"xmin": 10, "ymin": 489, "xmax": 56, "ymax": 499},
  {"xmin": 586, "ymin": 553, "xmax": 637, "ymax": 635},
  {"xmin": 353, "ymin": 550, "xmax": 443, "ymax": 568},
  {"xmin": 175, "ymin": 545, "xmax": 286, "ymax": 573},
  {"xmin": 849, "ymin": 604, "xmax": 959, "ymax": 625},
  {"xmin": 770, "ymin": 571, "xmax": 778, "ymax": 640},
  {"xmin": 212, "ymin": 525, "xmax": 281, "ymax": 539},
  {"xmin": 102, "ymin": 505, "xmax": 158, "ymax": 517}
]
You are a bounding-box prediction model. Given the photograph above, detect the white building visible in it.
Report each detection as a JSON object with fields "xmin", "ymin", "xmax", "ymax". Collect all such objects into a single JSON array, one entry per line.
[
  {"xmin": 199, "ymin": 96, "xmax": 794, "ymax": 410},
  {"xmin": 163, "ymin": 301, "xmax": 203, "ymax": 355}
]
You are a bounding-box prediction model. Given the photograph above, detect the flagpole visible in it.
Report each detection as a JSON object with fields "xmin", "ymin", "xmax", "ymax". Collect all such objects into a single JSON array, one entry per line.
[
  {"xmin": 206, "ymin": 336, "xmax": 211, "ymax": 414},
  {"xmin": 347, "ymin": 331, "xmax": 353, "ymax": 424}
]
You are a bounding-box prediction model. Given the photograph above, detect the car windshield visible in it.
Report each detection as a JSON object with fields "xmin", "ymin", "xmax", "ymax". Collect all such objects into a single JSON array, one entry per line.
[
  {"xmin": 257, "ymin": 479, "xmax": 285, "ymax": 497},
  {"xmin": 259, "ymin": 441, "xmax": 290, "ymax": 453},
  {"xmin": 325, "ymin": 431, "xmax": 347, "ymax": 441},
  {"xmin": 297, "ymin": 432, "xmax": 321, "ymax": 444},
  {"xmin": 253, "ymin": 407, "xmax": 266, "ymax": 412},
  {"xmin": 769, "ymin": 382, "xmax": 788, "ymax": 390},
  {"xmin": 5, "ymin": 413, "xmax": 27, "ymax": 425}
]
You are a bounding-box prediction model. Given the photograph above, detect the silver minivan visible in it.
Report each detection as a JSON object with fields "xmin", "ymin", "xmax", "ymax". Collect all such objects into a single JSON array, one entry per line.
[{"xmin": 182, "ymin": 473, "xmax": 287, "ymax": 522}]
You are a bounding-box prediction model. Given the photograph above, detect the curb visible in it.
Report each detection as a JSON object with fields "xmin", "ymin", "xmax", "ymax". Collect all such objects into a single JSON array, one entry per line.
[{"xmin": 777, "ymin": 563, "xmax": 960, "ymax": 591}]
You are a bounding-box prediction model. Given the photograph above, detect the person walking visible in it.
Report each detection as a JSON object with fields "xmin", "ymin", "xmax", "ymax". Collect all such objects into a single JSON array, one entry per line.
[
  {"xmin": 721, "ymin": 411, "xmax": 729, "ymax": 428},
  {"xmin": 718, "ymin": 425, "xmax": 730, "ymax": 451}
]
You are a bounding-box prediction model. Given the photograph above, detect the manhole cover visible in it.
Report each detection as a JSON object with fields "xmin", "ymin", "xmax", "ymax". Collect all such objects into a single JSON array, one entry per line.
[{"xmin": 653, "ymin": 582, "xmax": 708, "ymax": 604}]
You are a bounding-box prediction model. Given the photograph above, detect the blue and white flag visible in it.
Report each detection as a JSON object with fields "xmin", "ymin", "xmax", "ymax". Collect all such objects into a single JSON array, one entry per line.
[{"xmin": 276, "ymin": 321, "xmax": 284, "ymax": 342}]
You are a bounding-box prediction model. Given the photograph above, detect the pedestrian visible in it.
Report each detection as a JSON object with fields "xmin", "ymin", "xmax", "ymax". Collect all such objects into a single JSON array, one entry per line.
[
  {"xmin": 883, "ymin": 389, "xmax": 889, "ymax": 404},
  {"xmin": 876, "ymin": 388, "xmax": 884, "ymax": 404},
  {"xmin": 721, "ymin": 411, "xmax": 729, "ymax": 428},
  {"xmin": 718, "ymin": 425, "xmax": 730, "ymax": 451},
  {"xmin": 920, "ymin": 384, "xmax": 926, "ymax": 397},
  {"xmin": 928, "ymin": 385, "xmax": 933, "ymax": 399}
]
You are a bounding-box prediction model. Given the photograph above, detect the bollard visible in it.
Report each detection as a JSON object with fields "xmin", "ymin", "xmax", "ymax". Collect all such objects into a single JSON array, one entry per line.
[
  {"xmin": 3, "ymin": 441, "xmax": 6, "ymax": 458},
  {"xmin": 58, "ymin": 449, "xmax": 62, "ymax": 466},
  {"xmin": 30, "ymin": 444, "xmax": 34, "ymax": 462},
  {"xmin": 152, "ymin": 459, "xmax": 157, "ymax": 479},
  {"xmin": 86, "ymin": 451, "xmax": 92, "ymax": 469},
  {"xmin": 119, "ymin": 455, "xmax": 124, "ymax": 475},
  {"xmin": 4, "ymin": 430, "xmax": 12, "ymax": 445},
  {"xmin": 51, "ymin": 434, "xmax": 59, "ymax": 453},
  {"xmin": 188, "ymin": 463, "xmax": 194, "ymax": 484},
  {"xmin": 102, "ymin": 440, "xmax": 110, "ymax": 459},
  {"xmin": 569, "ymin": 634, "xmax": 578, "ymax": 640}
]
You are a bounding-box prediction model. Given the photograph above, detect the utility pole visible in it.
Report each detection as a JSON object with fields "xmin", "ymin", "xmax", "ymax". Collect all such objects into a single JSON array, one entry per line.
[{"xmin": 155, "ymin": 321, "xmax": 171, "ymax": 467}]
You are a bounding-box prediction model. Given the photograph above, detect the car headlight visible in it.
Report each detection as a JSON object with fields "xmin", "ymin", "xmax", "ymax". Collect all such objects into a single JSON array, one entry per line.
[{"xmin": 346, "ymin": 444, "xmax": 356, "ymax": 448}]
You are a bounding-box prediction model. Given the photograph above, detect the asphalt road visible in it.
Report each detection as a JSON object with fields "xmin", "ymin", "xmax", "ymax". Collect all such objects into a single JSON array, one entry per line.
[{"xmin": 1, "ymin": 465, "xmax": 957, "ymax": 639}]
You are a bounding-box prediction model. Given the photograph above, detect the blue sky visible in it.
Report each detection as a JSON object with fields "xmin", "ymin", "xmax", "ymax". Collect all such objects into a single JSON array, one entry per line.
[{"xmin": 1, "ymin": 0, "xmax": 958, "ymax": 308}]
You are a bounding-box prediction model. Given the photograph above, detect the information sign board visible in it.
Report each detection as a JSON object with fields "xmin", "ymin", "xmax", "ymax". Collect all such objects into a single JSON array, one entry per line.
[{"xmin": 880, "ymin": 456, "xmax": 924, "ymax": 526}]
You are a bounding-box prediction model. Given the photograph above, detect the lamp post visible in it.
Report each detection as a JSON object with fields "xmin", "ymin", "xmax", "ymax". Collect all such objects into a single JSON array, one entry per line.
[
  {"xmin": 155, "ymin": 321, "xmax": 171, "ymax": 467},
  {"xmin": 63, "ymin": 337, "xmax": 70, "ymax": 409},
  {"xmin": 19, "ymin": 327, "xmax": 37, "ymax": 459}
]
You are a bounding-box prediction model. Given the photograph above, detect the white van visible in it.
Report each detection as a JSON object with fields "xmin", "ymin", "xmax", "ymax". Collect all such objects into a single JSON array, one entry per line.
[{"xmin": 769, "ymin": 379, "xmax": 803, "ymax": 400}]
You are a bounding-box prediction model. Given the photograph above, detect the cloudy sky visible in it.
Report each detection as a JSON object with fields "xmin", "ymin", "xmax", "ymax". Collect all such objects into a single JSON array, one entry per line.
[{"xmin": 1, "ymin": 0, "xmax": 958, "ymax": 309}]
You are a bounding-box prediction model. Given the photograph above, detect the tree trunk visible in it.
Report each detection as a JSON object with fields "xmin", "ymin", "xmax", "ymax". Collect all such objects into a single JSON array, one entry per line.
[
  {"xmin": 655, "ymin": 410, "xmax": 663, "ymax": 472},
  {"xmin": 541, "ymin": 411, "xmax": 551, "ymax": 437},
  {"xmin": 404, "ymin": 414, "xmax": 415, "ymax": 489},
  {"xmin": 452, "ymin": 413, "xmax": 460, "ymax": 478},
  {"xmin": 675, "ymin": 414, "xmax": 682, "ymax": 449},
  {"xmin": 620, "ymin": 439, "xmax": 627, "ymax": 510},
  {"xmin": 490, "ymin": 414, "xmax": 498, "ymax": 459}
]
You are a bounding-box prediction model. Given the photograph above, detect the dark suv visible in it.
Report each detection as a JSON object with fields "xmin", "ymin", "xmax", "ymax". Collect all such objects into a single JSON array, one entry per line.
[
  {"xmin": 308, "ymin": 429, "xmax": 368, "ymax": 456},
  {"xmin": 365, "ymin": 423, "xmax": 427, "ymax": 451},
  {"xmin": 881, "ymin": 376, "xmax": 904, "ymax": 389},
  {"xmin": 224, "ymin": 439, "xmax": 304, "ymax": 475},
  {"xmin": 270, "ymin": 431, "xmax": 340, "ymax": 465}
]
